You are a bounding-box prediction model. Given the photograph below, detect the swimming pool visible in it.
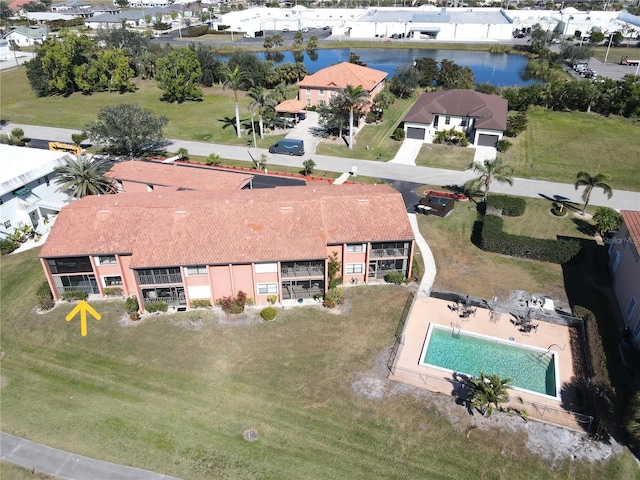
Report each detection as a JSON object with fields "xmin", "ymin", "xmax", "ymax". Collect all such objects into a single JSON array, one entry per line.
[{"xmin": 420, "ymin": 324, "xmax": 559, "ymax": 398}]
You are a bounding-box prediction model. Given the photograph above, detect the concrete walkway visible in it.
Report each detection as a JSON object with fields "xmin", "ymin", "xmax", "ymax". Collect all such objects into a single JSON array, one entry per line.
[
  {"xmin": 0, "ymin": 432, "xmax": 180, "ymax": 480},
  {"xmin": 407, "ymin": 213, "xmax": 437, "ymax": 296},
  {"xmin": 472, "ymin": 145, "xmax": 497, "ymax": 163},
  {"xmin": 3, "ymin": 123, "xmax": 639, "ymax": 211},
  {"xmin": 389, "ymin": 138, "xmax": 423, "ymax": 165}
]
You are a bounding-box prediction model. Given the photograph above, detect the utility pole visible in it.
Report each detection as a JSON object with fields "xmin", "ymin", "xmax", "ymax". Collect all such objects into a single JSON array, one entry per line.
[{"xmin": 604, "ymin": 32, "xmax": 614, "ymax": 64}]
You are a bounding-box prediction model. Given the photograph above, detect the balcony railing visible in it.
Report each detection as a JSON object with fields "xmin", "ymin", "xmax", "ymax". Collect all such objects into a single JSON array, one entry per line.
[
  {"xmin": 281, "ymin": 266, "xmax": 324, "ymax": 278},
  {"xmin": 137, "ymin": 273, "xmax": 183, "ymax": 285},
  {"xmin": 369, "ymin": 268, "xmax": 404, "ymax": 279},
  {"xmin": 282, "ymin": 284, "xmax": 324, "ymax": 300},
  {"xmin": 56, "ymin": 284, "xmax": 98, "ymax": 296},
  {"xmin": 370, "ymin": 248, "xmax": 408, "ymax": 258}
]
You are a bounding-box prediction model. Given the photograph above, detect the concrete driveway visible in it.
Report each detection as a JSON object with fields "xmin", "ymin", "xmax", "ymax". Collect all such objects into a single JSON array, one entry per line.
[{"xmin": 284, "ymin": 111, "xmax": 324, "ymax": 154}]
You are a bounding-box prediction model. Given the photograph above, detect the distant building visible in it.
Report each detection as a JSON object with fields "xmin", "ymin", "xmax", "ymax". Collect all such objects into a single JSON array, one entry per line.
[
  {"xmin": 0, "ymin": 145, "xmax": 71, "ymax": 239},
  {"xmin": 3, "ymin": 26, "xmax": 48, "ymax": 47},
  {"xmin": 609, "ymin": 210, "xmax": 640, "ymax": 344},
  {"xmin": 402, "ymin": 89, "xmax": 508, "ymax": 147},
  {"xmin": 297, "ymin": 62, "xmax": 387, "ymax": 110},
  {"xmin": 39, "ymin": 182, "xmax": 415, "ymax": 308}
]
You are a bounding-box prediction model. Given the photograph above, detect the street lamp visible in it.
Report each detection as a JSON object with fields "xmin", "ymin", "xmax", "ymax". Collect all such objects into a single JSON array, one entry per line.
[{"xmin": 604, "ymin": 31, "xmax": 614, "ymax": 63}]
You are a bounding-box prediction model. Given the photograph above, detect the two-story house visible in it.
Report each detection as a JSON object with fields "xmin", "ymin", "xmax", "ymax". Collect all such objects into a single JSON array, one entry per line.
[{"xmin": 402, "ymin": 89, "xmax": 508, "ymax": 147}]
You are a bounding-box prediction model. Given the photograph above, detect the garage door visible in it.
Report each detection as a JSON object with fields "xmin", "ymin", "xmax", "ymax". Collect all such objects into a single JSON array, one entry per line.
[
  {"xmin": 477, "ymin": 134, "xmax": 499, "ymax": 147},
  {"xmin": 406, "ymin": 127, "xmax": 425, "ymax": 140}
]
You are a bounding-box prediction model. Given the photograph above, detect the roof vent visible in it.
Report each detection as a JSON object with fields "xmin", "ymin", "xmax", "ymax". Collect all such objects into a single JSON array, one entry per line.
[
  {"xmin": 175, "ymin": 210, "xmax": 187, "ymax": 214},
  {"xmin": 97, "ymin": 210, "xmax": 110, "ymax": 213},
  {"xmin": 281, "ymin": 206, "xmax": 293, "ymax": 210},
  {"xmin": 357, "ymin": 199, "xmax": 369, "ymax": 203}
]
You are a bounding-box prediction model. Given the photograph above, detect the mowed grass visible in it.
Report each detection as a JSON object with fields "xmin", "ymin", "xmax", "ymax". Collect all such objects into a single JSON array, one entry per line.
[
  {"xmin": 1, "ymin": 249, "xmax": 637, "ymax": 479},
  {"xmin": 417, "ymin": 189, "xmax": 598, "ymax": 303},
  {"xmin": 499, "ymin": 107, "xmax": 640, "ymax": 191},
  {"xmin": 415, "ymin": 143, "xmax": 476, "ymax": 170}
]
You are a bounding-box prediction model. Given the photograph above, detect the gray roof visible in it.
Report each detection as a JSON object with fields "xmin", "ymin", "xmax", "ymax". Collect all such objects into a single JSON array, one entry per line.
[
  {"xmin": 85, "ymin": 13, "xmax": 122, "ymax": 23},
  {"xmin": 404, "ymin": 90, "xmax": 508, "ymax": 131},
  {"xmin": 356, "ymin": 8, "xmax": 511, "ymax": 25},
  {"xmin": 119, "ymin": 7, "xmax": 170, "ymax": 20}
]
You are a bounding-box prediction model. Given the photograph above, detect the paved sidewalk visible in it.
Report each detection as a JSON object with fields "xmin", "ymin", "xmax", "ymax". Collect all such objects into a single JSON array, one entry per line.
[
  {"xmin": 1, "ymin": 432, "xmax": 180, "ymax": 480},
  {"xmin": 407, "ymin": 213, "xmax": 436, "ymax": 296}
]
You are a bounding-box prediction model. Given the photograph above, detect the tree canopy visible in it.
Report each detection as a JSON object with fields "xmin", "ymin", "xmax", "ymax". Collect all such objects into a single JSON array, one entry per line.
[
  {"xmin": 53, "ymin": 156, "xmax": 116, "ymax": 199},
  {"xmin": 156, "ymin": 48, "xmax": 203, "ymax": 103},
  {"xmin": 83, "ymin": 103, "xmax": 168, "ymax": 157}
]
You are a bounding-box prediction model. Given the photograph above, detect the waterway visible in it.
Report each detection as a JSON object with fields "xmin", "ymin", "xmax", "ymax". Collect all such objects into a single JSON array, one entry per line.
[{"xmin": 254, "ymin": 48, "xmax": 538, "ymax": 87}]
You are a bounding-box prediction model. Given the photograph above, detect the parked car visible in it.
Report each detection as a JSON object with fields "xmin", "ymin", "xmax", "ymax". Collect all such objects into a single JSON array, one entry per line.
[
  {"xmin": 301, "ymin": 27, "xmax": 309, "ymax": 33},
  {"xmin": 283, "ymin": 28, "xmax": 290, "ymax": 32},
  {"xmin": 275, "ymin": 117, "xmax": 295, "ymax": 128},
  {"xmin": 323, "ymin": 26, "xmax": 331, "ymax": 30}
]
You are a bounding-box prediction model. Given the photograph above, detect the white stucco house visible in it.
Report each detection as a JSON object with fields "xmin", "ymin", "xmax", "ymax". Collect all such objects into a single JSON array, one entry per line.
[
  {"xmin": 0, "ymin": 145, "xmax": 72, "ymax": 239},
  {"xmin": 3, "ymin": 26, "xmax": 48, "ymax": 47},
  {"xmin": 402, "ymin": 89, "xmax": 508, "ymax": 147}
]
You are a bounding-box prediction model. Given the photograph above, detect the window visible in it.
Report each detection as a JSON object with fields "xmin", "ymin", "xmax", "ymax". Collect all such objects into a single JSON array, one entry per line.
[
  {"xmin": 319, "ymin": 88, "xmax": 324, "ymax": 95},
  {"xmin": 627, "ymin": 297, "xmax": 637, "ymax": 320},
  {"xmin": 445, "ymin": 116, "xmax": 451, "ymax": 125},
  {"xmin": 612, "ymin": 251, "xmax": 621, "ymax": 273},
  {"xmin": 346, "ymin": 263, "xmax": 364, "ymax": 274},
  {"xmin": 307, "ymin": 98, "xmax": 311, "ymax": 106},
  {"xmin": 318, "ymin": 100, "xmax": 325, "ymax": 107},
  {"xmin": 346, "ymin": 243, "xmax": 365, "ymax": 253},
  {"xmin": 98, "ymin": 255, "xmax": 117, "ymax": 265},
  {"xmin": 48, "ymin": 256, "xmax": 92, "ymax": 274},
  {"xmin": 258, "ymin": 283, "xmax": 278, "ymax": 295},
  {"xmin": 255, "ymin": 262, "xmax": 277, "ymax": 273},
  {"xmin": 306, "ymin": 87, "xmax": 311, "ymax": 94},
  {"xmin": 45, "ymin": 175, "xmax": 50, "ymax": 187},
  {"xmin": 433, "ymin": 115, "xmax": 439, "ymax": 128},
  {"xmin": 186, "ymin": 265, "xmax": 207, "ymax": 275},
  {"xmin": 461, "ymin": 118, "xmax": 467, "ymax": 127},
  {"xmin": 3, "ymin": 220, "xmax": 10, "ymax": 229},
  {"xmin": 103, "ymin": 276, "xmax": 123, "ymax": 286}
]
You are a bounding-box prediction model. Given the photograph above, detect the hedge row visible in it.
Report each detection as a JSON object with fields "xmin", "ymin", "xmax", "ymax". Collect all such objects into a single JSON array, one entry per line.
[
  {"xmin": 486, "ymin": 194, "xmax": 526, "ymax": 217},
  {"xmin": 479, "ymin": 215, "xmax": 582, "ymax": 264},
  {"xmin": 573, "ymin": 305, "xmax": 614, "ymax": 392},
  {"xmin": 145, "ymin": 300, "xmax": 168, "ymax": 313},
  {"xmin": 36, "ymin": 281, "xmax": 54, "ymax": 311}
]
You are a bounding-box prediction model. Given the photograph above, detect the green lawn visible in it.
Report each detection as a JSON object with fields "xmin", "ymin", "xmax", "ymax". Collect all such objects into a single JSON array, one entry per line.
[
  {"xmin": 1, "ymin": 249, "xmax": 636, "ymax": 479},
  {"xmin": 417, "ymin": 187, "xmax": 598, "ymax": 303},
  {"xmin": 414, "ymin": 143, "xmax": 475, "ymax": 170},
  {"xmin": 499, "ymin": 107, "xmax": 640, "ymax": 191}
]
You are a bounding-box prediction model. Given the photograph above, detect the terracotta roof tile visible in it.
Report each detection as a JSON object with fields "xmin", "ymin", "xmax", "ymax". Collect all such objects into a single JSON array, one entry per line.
[
  {"xmin": 106, "ymin": 160, "xmax": 253, "ymax": 191},
  {"xmin": 40, "ymin": 184, "xmax": 414, "ymax": 268},
  {"xmin": 621, "ymin": 210, "xmax": 640, "ymax": 251},
  {"xmin": 297, "ymin": 62, "xmax": 387, "ymax": 91},
  {"xmin": 404, "ymin": 90, "xmax": 508, "ymax": 131},
  {"xmin": 275, "ymin": 99, "xmax": 307, "ymax": 113}
]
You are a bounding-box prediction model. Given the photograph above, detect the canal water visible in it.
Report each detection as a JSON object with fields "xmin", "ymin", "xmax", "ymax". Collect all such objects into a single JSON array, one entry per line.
[{"xmin": 253, "ymin": 48, "xmax": 538, "ymax": 87}]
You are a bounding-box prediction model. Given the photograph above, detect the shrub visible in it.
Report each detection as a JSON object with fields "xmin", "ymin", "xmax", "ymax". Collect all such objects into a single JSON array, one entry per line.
[
  {"xmin": 434, "ymin": 128, "xmax": 468, "ymax": 146},
  {"xmin": 236, "ymin": 290, "xmax": 247, "ymax": 308},
  {"xmin": 506, "ymin": 111, "xmax": 528, "ymax": 137},
  {"xmin": 329, "ymin": 276, "xmax": 343, "ymax": 289},
  {"xmin": 365, "ymin": 111, "xmax": 377, "ymax": 123},
  {"xmin": 144, "ymin": 300, "xmax": 168, "ymax": 313},
  {"xmin": 221, "ymin": 292, "xmax": 246, "ymax": 314},
  {"xmin": 129, "ymin": 311, "xmax": 140, "ymax": 321},
  {"xmin": 260, "ymin": 306, "xmax": 277, "ymax": 321},
  {"xmin": 392, "ymin": 127, "xmax": 405, "ymax": 141},
  {"xmin": 62, "ymin": 290, "xmax": 88, "ymax": 302},
  {"xmin": 1, "ymin": 238, "xmax": 19, "ymax": 255},
  {"xmin": 267, "ymin": 295, "xmax": 278, "ymax": 305},
  {"xmin": 246, "ymin": 297, "xmax": 254, "ymax": 306},
  {"xmin": 36, "ymin": 281, "xmax": 54, "ymax": 311},
  {"xmin": 323, "ymin": 288, "xmax": 344, "ymax": 309},
  {"xmin": 103, "ymin": 287, "xmax": 123, "ymax": 297},
  {"xmin": 183, "ymin": 25, "xmax": 210, "ymax": 37},
  {"xmin": 486, "ymin": 194, "xmax": 526, "ymax": 217},
  {"xmin": 385, "ymin": 271, "xmax": 405, "ymax": 285},
  {"xmin": 190, "ymin": 299, "xmax": 211, "ymax": 309},
  {"xmin": 496, "ymin": 139, "xmax": 512, "ymax": 152},
  {"xmin": 479, "ymin": 215, "xmax": 581, "ymax": 264},
  {"xmin": 124, "ymin": 295, "xmax": 139, "ymax": 314},
  {"xmin": 228, "ymin": 302, "xmax": 244, "ymax": 315},
  {"xmin": 302, "ymin": 159, "xmax": 315, "ymax": 176}
]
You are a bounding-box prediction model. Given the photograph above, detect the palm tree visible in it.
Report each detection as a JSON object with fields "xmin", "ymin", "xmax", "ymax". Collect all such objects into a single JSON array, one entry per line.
[
  {"xmin": 574, "ymin": 170, "xmax": 613, "ymax": 215},
  {"xmin": 54, "ymin": 156, "xmax": 116, "ymax": 199},
  {"xmin": 220, "ymin": 65, "xmax": 251, "ymax": 139},
  {"xmin": 340, "ymin": 85, "xmax": 370, "ymax": 150},
  {"xmin": 247, "ymin": 86, "xmax": 276, "ymax": 140},
  {"xmin": 467, "ymin": 372, "xmax": 511, "ymax": 418},
  {"xmin": 464, "ymin": 158, "xmax": 514, "ymax": 202}
]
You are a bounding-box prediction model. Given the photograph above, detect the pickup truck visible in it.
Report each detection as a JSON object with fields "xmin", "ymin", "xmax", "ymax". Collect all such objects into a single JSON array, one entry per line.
[{"xmin": 620, "ymin": 56, "xmax": 640, "ymax": 66}]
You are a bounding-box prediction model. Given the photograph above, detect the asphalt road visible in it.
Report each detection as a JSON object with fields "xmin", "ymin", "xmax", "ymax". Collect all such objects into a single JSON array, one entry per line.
[{"xmin": 3, "ymin": 123, "xmax": 639, "ymax": 211}]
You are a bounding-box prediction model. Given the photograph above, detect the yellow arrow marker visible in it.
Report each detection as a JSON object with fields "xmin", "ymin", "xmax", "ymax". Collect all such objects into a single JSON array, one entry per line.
[{"xmin": 65, "ymin": 300, "xmax": 101, "ymax": 337}]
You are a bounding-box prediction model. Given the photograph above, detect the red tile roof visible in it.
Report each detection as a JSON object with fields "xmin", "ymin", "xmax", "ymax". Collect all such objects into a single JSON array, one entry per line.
[
  {"xmin": 40, "ymin": 184, "xmax": 414, "ymax": 268},
  {"xmin": 106, "ymin": 160, "xmax": 253, "ymax": 191},
  {"xmin": 297, "ymin": 62, "xmax": 387, "ymax": 92},
  {"xmin": 621, "ymin": 210, "xmax": 640, "ymax": 251},
  {"xmin": 404, "ymin": 90, "xmax": 508, "ymax": 131},
  {"xmin": 275, "ymin": 99, "xmax": 307, "ymax": 113}
]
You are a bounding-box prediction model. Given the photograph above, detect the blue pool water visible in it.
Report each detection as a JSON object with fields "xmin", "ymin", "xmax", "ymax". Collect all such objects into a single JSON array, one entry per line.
[{"xmin": 422, "ymin": 325, "xmax": 557, "ymax": 396}]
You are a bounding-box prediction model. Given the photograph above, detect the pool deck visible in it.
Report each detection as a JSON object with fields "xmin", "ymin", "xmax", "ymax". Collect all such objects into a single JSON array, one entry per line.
[{"xmin": 389, "ymin": 295, "xmax": 586, "ymax": 431}]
